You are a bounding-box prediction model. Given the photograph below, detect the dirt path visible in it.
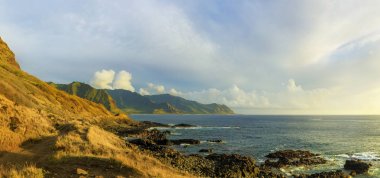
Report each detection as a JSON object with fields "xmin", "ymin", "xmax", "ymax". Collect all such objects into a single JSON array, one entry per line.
[
  {"xmin": 0, "ymin": 136, "xmax": 144, "ymax": 178},
  {"xmin": 0, "ymin": 136, "xmax": 57, "ymax": 166}
]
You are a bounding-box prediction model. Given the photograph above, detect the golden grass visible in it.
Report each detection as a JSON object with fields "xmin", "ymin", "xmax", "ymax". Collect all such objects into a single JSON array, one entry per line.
[
  {"xmin": 0, "ymin": 164, "xmax": 44, "ymax": 178},
  {"xmin": 0, "ymin": 38, "xmax": 193, "ymax": 177},
  {"xmin": 54, "ymin": 126, "xmax": 193, "ymax": 178}
]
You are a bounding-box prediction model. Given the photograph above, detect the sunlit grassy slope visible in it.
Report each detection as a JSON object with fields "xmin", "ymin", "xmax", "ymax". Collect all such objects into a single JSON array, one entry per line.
[{"xmin": 0, "ymin": 37, "xmax": 192, "ymax": 177}]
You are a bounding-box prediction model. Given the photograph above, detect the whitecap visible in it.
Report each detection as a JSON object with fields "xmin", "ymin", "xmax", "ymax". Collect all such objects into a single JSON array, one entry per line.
[
  {"xmin": 180, "ymin": 143, "xmax": 191, "ymax": 147},
  {"xmin": 352, "ymin": 152, "xmax": 380, "ymax": 161},
  {"xmin": 335, "ymin": 154, "xmax": 350, "ymax": 158},
  {"xmin": 170, "ymin": 132, "xmax": 182, "ymax": 136}
]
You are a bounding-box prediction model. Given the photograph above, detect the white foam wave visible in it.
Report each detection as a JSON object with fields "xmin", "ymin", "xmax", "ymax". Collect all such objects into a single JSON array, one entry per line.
[
  {"xmin": 174, "ymin": 126, "xmax": 240, "ymax": 130},
  {"xmin": 149, "ymin": 126, "xmax": 239, "ymax": 130},
  {"xmin": 180, "ymin": 143, "xmax": 191, "ymax": 147},
  {"xmin": 352, "ymin": 152, "xmax": 380, "ymax": 161},
  {"xmin": 334, "ymin": 152, "xmax": 380, "ymax": 161},
  {"xmin": 335, "ymin": 154, "xmax": 350, "ymax": 158},
  {"xmin": 170, "ymin": 132, "xmax": 182, "ymax": 136}
]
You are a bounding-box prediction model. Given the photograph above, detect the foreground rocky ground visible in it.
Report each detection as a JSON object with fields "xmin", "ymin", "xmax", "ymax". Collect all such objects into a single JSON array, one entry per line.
[{"xmin": 118, "ymin": 121, "xmax": 374, "ymax": 178}]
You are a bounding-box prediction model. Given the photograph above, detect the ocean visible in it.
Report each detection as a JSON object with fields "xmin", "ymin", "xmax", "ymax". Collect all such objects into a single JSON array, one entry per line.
[{"xmin": 131, "ymin": 114, "xmax": 380, "ymax": 177}]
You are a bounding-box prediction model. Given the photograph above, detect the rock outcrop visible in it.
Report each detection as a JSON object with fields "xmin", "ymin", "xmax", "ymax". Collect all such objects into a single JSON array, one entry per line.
[
  {"xmin": 265, "ymin": 150, "xmax": 327, "ymax": 168},
  {"xmin": 295, "ymin": 170, "xmax": 350, "ymax": 178},
  {"xmin": 344, "ymin": 159, "xmax": 371, "ymax": 174}
]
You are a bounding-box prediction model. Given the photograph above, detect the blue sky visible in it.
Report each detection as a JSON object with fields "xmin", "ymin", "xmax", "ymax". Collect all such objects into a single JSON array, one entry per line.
[{"xmin": 1, "ymin": 0, "xmax": 380, "ymax": 114}]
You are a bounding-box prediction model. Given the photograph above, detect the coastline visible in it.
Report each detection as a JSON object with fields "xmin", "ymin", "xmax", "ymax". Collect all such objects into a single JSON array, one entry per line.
[
  {"xmin": 123, "ymin": 121, "xmax": 361, "ymax": 177},
  {"xmin": 126, "ymin": 115, "xmax": 380, "ymax": 177}
]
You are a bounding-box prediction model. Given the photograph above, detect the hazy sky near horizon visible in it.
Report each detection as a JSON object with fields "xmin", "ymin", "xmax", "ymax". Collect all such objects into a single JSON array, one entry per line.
[{"xmin": 1, "ymin": 0, "xmax": 380, "ymax": 114}]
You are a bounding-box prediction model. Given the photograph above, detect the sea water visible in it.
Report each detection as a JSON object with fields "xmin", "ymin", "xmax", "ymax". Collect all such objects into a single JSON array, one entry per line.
[{"xmin": 132, "ymin": 115, "xmax": 380, "ymax": 177}]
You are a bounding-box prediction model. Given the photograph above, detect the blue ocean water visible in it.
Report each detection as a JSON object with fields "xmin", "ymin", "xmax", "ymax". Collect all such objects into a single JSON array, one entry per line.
[{"xmin": 131, "ymin": 114, "xmax": 380, "ymax": 177}]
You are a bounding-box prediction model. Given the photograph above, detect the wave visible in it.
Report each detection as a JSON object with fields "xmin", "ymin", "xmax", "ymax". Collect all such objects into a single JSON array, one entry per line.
[
  {"xmin": 150, "ymin": 126, "xmax": 240, "ymax": 130},
  {"xmin": 334, "ymin": 152, "xmax": 380, "ymax": 161},
  {"xmin": 352, "ymin": 152, "xmax": 380, "ymax": 161}
]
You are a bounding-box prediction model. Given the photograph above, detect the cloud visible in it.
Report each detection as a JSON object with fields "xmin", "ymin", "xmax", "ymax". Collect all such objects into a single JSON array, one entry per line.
[
  {"xmin": 3, "ymin": 1, "xmax": 380, "ymax": 114},
  {"xmin": 90, "ymin": 69, "xmax": 135, "ymax": 91},
  {"xmin": 145, "ymin": 83, "xmax": 165, "ymax": 94},
  {"xmin": 90, "ymin": 69, "xmax": 115, "ymax": 89},
  {"xmin": 139, "ymin": 88, "xmax": 150, "ymax": 95},
  {"xmin": 113, "ymin": 70, "xmax": 135, "ymax": 92},
  {"xmin": 287, "ymin": 79, "xmax": 303, "ymax": 92},
  {"xmin": 169, "ymin": 88, "xmax": 182, "ymax": 96}
]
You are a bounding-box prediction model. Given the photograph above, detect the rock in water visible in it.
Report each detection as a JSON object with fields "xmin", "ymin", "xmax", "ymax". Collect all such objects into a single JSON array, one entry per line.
[
  {"xmin": 265, "ymin": 150, "xmax": 326, "ymax": 168},
  {"xmin": 294, "ymin": 170, "xmax": 350, "ymax": 178},
  {"xmin": 344, "ymin": 160, "xmax": 371, "ymax": 174},
  {"xmin": 199, "ymin": 149, "xmax": 213, "ymax": 153},
  {"xmin": 207, "ymin": 139, "xmax": 223, "ymax": 143},
  {"xmin": 171, "ymin": 139, "xmax": 200, "ymax": 145},
  {"xmin": 173, "ymin": 123, "xmax": 196, "ymax": 128},
  {"xmin": 206, "ymin": 154, "xmax": 260, "ymax": 178}
]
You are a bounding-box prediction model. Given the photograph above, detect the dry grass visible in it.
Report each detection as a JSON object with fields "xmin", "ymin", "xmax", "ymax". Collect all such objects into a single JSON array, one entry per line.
[
  {"xmin": 54, "ymin": 126, "xmax": 193, "ymax": 177},
  {"xmin": 0, "ymin": 95, "xmax": 56, "ymax": 151},
  {"xmin": 0, "ymin": 164, "xmax": 44, "ymax": 178},
  {"xmin": 0, "ymin": 38, "xmax": 193, "ymax": 177}
]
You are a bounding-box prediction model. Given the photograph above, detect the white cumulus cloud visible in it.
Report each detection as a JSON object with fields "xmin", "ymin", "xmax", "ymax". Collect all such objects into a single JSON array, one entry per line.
[
  {"xmin": 90, "ymin": 69, "xmax": 135, "ymax": 91},
  {"xmin": 113, "ymin": 70, "xmax": 135, "ymax": 92},
  {"xmin": 139, "ymin": 88, "xmax": 150, "ymax": 95},
  {"xmin": 90, "ymin": 69, "xmax": 115, "ymax": 89}
]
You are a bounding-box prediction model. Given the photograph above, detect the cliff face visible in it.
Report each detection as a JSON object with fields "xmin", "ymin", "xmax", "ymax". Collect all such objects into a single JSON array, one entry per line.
[{"xmin": 0, "ymin": 37, "xmax": 20, "ymax": 69}]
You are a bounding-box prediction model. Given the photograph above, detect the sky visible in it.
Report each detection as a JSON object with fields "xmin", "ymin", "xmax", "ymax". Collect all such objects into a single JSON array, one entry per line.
[{"xmin": 1, "ymin": 0, "xmax": 380, "ymax": 114}]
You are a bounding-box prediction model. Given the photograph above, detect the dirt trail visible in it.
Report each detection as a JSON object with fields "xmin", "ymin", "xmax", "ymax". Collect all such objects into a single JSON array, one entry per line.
[
  {"xmin": 0, "ymin": 136, "xmax": 57, "ymax": 166},
  {"xmin": 0, "ymin": 136, "xmax": 144, "ymax": 177}
]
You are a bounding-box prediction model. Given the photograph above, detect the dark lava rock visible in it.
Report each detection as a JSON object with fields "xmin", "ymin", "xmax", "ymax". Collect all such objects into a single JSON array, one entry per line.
[
  {"xmin": 266, "ymin": 150, "xmax": 320, "ymax": 159},
  {"xmin": 173, "ymin": 123, "xmax": 196, "ymax": 128},
  {"xmin": 141, "ymin": 121, "xmax": 170, "ymax": 128},
  {"xmin": 265, "ymin": 150, "xmax": 326, "ymax": 168},
  {"xmin": 145, "ymin": 129, "xmax": 167, "ymax": 141},
  {"xmin": 162, "ymin": 130, "xmax": 171, "ymax": 135},
  {"xmin": 207, "ymin": 139, "xmax": 223, "ymax": 143},
  {"xmin": 129, "ymin": 138, "xmax": 165, "ymax": 152},
  {"xmin": 344, "ymin": 160, "xmax": 372, "ymax": 174},
  {"xmin": 294, "ymin": 170, "xmax": 350, "ymax": 178},
  {"xmin": 199, "ymin": 149, "xmax": 213, "ymax": 153},
  {"xmin": 171, "ymin": 139, "xmax": 200, "ymax": 145},
  {"xmin": 206, "ymin": 153, "xmax": 260, "ymax": 178}
]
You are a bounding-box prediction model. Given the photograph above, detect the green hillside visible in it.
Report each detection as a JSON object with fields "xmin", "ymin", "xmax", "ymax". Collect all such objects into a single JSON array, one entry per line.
[
  {"xmin": 49, "ymin": 82, "xmax": 120, "ymax": 114},
  {"xmin": 51, "ymin": 82, "xmax": 234, "ymax": 114},
  {"xmin": 147, "ymin": 94, "xmax": 234, "ymax": 114},
  {"xmin": 106, "ymin": 89, "xmax": 181, "ymax": 114}
]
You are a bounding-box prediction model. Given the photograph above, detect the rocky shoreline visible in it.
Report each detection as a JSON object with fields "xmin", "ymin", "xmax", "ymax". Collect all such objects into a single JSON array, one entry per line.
[{"xmin": 120, "ymin": 121, "xmax": 372, "ymax": 177}]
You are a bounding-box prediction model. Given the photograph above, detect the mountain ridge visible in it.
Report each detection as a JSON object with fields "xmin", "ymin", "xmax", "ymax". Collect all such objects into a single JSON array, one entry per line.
[{"xmin": 50, "ymin": 82, "xmax": 234, "ymax": 114}]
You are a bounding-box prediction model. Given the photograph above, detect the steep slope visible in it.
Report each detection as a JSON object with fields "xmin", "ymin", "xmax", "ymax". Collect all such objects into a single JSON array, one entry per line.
[
  {"xmin": 147, "ymin": 94, "xmax": 234, "ymax": 114},
  {"xmin": 0, "ymin": 37, "xmax": 191, "ymax": 177},
  {"xmin": 0, "ymin": 37, "xmax": 20, "ymax": 69},
  {"xmin": 107, "ymin": 89, "xmax": 181, "ymax": 114},
  {"xmin": 49, "ymin": 82, "xmax": 121, "ymax": 114}
]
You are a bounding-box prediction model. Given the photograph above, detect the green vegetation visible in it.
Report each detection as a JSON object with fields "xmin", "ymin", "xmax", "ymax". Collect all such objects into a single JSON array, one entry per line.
[
  {"xmin": 147, "ymin": 94, "xmax": 234, "ymax": 114},
  {"xmin": 107, "ymin": 89, "xmax": 181, "ymax": 114},
  {"xmin": 48, "ymin": 82, "xmax": 121, "ymax": 114},
  {"xmin": 51, "ymin": 82, "xmax": 234, "ymax": 114}
]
